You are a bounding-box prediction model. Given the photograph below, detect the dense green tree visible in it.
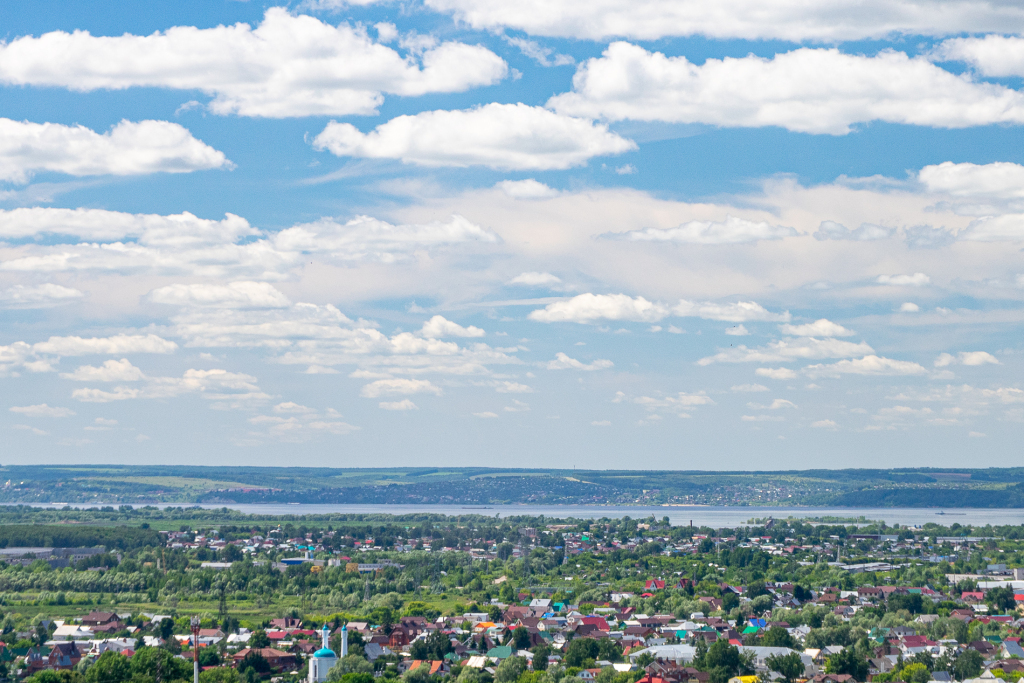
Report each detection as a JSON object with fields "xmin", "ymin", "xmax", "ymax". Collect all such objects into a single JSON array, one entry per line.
[
  {"xmin": 237, "ymin": 652, "xmax": 270, "ymax": 677},
  {"xmin": 765, "ymin": 653, "xmax": 804, "ymax": 683},
  {"xmin": 494, "ymin": 657, "xmax": 527, "ymax": 683},
  {"xmin": 887, "ymin": 595, "xmax": 923, "ymax": 614},
  {"xmin": 337, "ymin": 675, "xmax": 374, "ymax": 683},
  {"xmin": 327, "ymin": 656, "xmax": 374, "ymax": 680},
  {"xmin": 512, "ymin": 627, "xmax": 531, "ymax": 650},
  {"xmin": 131, "ymin": 645, "xmax": 192, "ymax": 682},
  {"xmin": 634, "ymin": 652, "xmax": 655, "ymax": 669},
  {"xmin": 564, "ymin": 639, "xmax": 600, "ymax": 668},
  {"xmin": 85, "ymin": 652, "xmax": 131, "ymax": 683},
  {"xmin": 952, "ymin": 650, "xmax": 982, "ymax": 681},
  {"xmin": 761, "ymin": 628, "xmax": 796, "ymax": 649},
  {"xmin": 248, "ymin": 631, "xmax": 271, "ymax": 649},
  {"xmin": 199, "ymin": 669, "xmax": 242, "ymax": 683},
  {"xmin": 824, "ymin": 649, "xmax": 869, "ymax": 682},
  {"xmin": 697, "ymin": 640, "xmax": 753, "ymax": 683},
  {"xmin": 899, "ymin": 664, "xmax": 930, "ymax": 683},
  {"xmin": 220, "ymin": 545, "xmax": 243, "ymax": 563},
  {"xmin": 985, "ymin": 586, "xmax": 1015, "ymax": 612},
  {"xmin": 531, "ymin": 644, "xmax": 551, "ymax": 672},
  {"xmin": 198, "ymin": 648, "xmax": 220, "ymax": 668},
  {"xmin": 402, "ymin": 664, "xmax": 432, "ymax": 683}
]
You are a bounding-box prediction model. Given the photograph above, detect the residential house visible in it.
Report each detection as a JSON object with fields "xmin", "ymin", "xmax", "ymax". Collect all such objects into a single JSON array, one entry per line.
[
  {"xmin": 23, "ymin": 647, "xmax": 52, "ymax": 674},
  {"xmin": 81, "ymin": 612, "xmax": 121, "ymax": 630},
  {"xmin": 967, "ymin": 641, "xmax": 997, "ymax": 658},
  {"xmin": 232, "ymin": 647, "xmax": 296, "ymax": 671},
  {"xmin": 810, "ymin": 675, "xmax": 854, "ymax": 683},
  {"xmin": 269, "ymin": 618, "xmax": 302, "ymax": 630},
  {"xmin": 1002, "ymin": 641, "xmax": 1024, "ymax": 659},
  {"xmin": 47, "ymin": 642, "xmax": 82, "ymax": 670},
  {"xmin": 363, "ymin": 643, "xmax": 393, "ymax": 662},
  {"xmin": 405, "ymin": 661, "xmax": 449, "ymax": 676},
  {"xmin": 740, "ymin": 647, "xmax": 811, "ymax": 675}
]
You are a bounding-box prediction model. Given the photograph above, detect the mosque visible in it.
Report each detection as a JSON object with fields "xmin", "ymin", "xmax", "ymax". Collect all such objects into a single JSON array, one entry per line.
[{"xmin": 309, "ymin": 623, "xmax": 347, "ymax": 683}]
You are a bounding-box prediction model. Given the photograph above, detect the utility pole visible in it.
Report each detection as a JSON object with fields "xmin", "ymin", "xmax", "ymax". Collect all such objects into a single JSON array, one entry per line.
[{"xmin": 191, "ymin": 616, "xmax": 201, "ymax": 683}]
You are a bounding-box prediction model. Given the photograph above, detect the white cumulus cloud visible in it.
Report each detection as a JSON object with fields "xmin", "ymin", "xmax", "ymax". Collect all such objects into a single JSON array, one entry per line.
[
  {"xmin": 379, "ymin": 399, "xmax": 418, "ymax": 410},
  {"xmin": 0, "ymin": 283, "xmax": 83, "ymax": 309},
  {"xmin": 9, "ymin": 403, "xmax": 75, "ymax": 417},
  {"xmin": 876, "ymin": 273, "xmax": 930, "ymax": 286},
  {"xmin": 503, "ymin": 36, "xmax": 574, "ymax": 67},
  {"xmin": 0, "ymin": 8, "xmax": 507, "ymax": 118},
  {"xmin": 548, "ymin": 43, "xmax": 1024, "ymax": 134},
  {"xmin": 546, "ymin": 352, "xmax": 613, "ymax": 371},
  {"xmin": 0, "ymin": 207, "xmax": 256, "ymax": 244},
  {"xmin": 616, "ymin": 215, "xmax": 796, "ymax": 244},
  {"xmin": 313, "ymin": 103, "xmax": 635, "ymax": 170},
  {"xmin": 423, "ymin": 0, "xmax": 1024, "ymax": 41},
  {"xmin": 959, "ymin": 215, "xmax": 1024, "ymax": 242},
  {"xmin": 803, "ymin": 355, "xmax": 929, "ymax": 377},
  {"xmin": 814, "ymin": 220, "xmax": 894, "ymax": 241},
  {"xmin": 934, "ymin": 351, "xmax": 1000, "ymax": 367},
  {"xmin": 673, "ymin": 300, "xmax": 791, "ymax": 323},
  {"xmin": 360, "ymin": 378, "xmax": 443, "ymax": 398},
  {"xmin": 918, "ymin": 161, "xmax": 1024, "ymax": 199},
  {"xmin": 700, "ymin": 338, "xmax": 873, "ymax": 365},
  {"xmin": 756, "ymin": 367, "xmax": 796, "ymax": 380},
  {"xmin": 531, "ymin": 294, "xmax": 790, "ymax": 325},
  {"xmin": 731, "ymin": 383, "xmax": 769, "ymax": 392},
  {"xmin": 148, "ymin": 282, "xmax": 291, "ymax": 308},
  {"xmin": 509, "ymin": 271, "xmax": 562, "ymax": 286},
  {"xmin": 419, "ymin": 315, "xmax": 486, "ymax": 339},
  {"xmin": 33, "ymin": 334, "xmax": 178, "ymax": 356},
  {"xmin": 60, "ymin": 359, "xmax": 145, "ymax": 382},
  {"xmin": 0, "ymin": 119, "xmax": 230, "ymax": 184},
  {"xmin": 0, "ymin": 208, "xmax": 495, "ymax": 277},
  {"xmin": 529, "ymin": 293, "xmax": 667, "ymax": 323},
  {"xmin": 495, "ymin": 179, "xmax": 560, "ymax": 199},
  {"xmin": 934, "ymin": 35, "xmax": 1024, "ymax": 78},
  {"xmin": 273, "ymin": 402, "xmax": 316, "ymax": 413},
  {"xmin": 272, "ymin": 214, "xmax": 497, "ymax": 263},
  {"xmin": 72, "ymin": 368, "xmax": 265, "ymax": 404},
  {"xmin": 779, "ymin": 319, "xmax": 855, "ymax": 337}
]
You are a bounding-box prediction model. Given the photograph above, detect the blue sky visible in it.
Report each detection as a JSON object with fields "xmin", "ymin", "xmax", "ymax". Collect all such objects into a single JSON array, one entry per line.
[{"xmin": 1, "ymin": 0, "xmax": 1023, "ymax": 468}]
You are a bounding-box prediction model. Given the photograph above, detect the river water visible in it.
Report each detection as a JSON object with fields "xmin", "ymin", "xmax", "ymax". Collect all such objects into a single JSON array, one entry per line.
[{"xmin": 16, "ymin": 503, "xmax": 1023, "ymax": 527}]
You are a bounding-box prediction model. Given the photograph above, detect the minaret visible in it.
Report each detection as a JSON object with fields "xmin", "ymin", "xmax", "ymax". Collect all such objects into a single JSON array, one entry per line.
[
  {"xmin": 340, "ymin": 623, "xmax": 348, "ymax": 658},
  {"xmin": 322, "ymin": 625, "xmax": 331, "ymax": 652}
]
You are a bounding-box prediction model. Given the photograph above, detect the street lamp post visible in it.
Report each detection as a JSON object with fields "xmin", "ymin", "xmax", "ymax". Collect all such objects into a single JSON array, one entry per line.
[{"xmin": 191, "ymin": 616, "xmax": 201, "ymax": 683}]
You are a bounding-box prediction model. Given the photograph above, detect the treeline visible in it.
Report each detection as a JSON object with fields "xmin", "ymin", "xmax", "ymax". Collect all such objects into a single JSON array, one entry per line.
[
  {"xmin": 0, "ymin": 525, "xmax": 161, "ymax": 550},
  {"xmin": 829, "ymin": 482, "xmax": 1024, "ymax": 508},
  {"xmin": 3, "ymin": 465, "xmax": 1024, "ymax": 507},
  {"xmin": 198, "ymin": 477, "xmax": 621, "ymax": 506}
]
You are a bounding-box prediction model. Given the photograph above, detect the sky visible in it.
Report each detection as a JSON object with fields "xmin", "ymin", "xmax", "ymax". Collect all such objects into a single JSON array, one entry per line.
[{"xmin": 1, "ymin": 1, "xmax": 1023, "ymax": 469}]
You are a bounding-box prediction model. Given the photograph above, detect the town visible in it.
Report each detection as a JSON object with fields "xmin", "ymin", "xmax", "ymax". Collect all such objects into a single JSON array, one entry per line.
[{"xmin": 0, "ymin": 510, "xmax": 1022, "ymax": 683}]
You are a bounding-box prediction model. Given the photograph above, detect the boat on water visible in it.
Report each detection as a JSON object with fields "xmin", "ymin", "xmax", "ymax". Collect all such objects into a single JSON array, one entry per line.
[
  {"xmin": 461, "ymin": 506, "xmax": 493, "ymax": 509},
  {"xmin": 936, "ymin": 511, "xmax": 966, "ymax": 516}
]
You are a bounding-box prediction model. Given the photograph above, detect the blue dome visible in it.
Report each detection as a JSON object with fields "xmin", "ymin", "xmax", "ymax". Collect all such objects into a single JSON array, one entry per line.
[{"xmin": 313, "ymin": 648, "xmax": 337, "ymax": 659}]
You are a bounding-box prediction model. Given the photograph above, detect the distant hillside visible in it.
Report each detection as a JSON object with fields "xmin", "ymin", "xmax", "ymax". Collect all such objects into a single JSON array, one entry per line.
[{"xmin": 0, "ymin": 465, "xmax": 1022, "ymax": 507}]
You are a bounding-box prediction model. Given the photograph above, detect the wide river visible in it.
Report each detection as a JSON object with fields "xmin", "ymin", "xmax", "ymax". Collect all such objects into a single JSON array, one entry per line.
[{"xmin": 18, "ymin": 503, "xmax": 1024, "ymax": 527}]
